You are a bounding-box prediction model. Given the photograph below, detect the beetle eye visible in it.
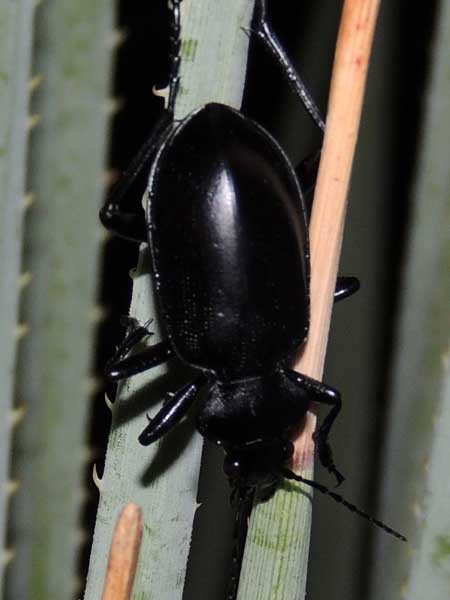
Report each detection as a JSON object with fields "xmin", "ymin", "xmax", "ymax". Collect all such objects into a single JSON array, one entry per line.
[{"xmin": 224, "ymin": 457, "xmax": 241, "ymax": 479}]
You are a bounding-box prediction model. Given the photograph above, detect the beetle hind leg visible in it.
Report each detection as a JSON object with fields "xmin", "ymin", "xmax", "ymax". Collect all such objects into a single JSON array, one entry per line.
[
  {"xmin": 139, "ymin": 375, "xmax": 207, "ymax": 445},
  {"xmin": 285, "ymin": 369, "xmax": 345, "ymax": 486},
  {"xmin": 100, "ymin": 111, "xmax": 173, "ymax": 242},
  {"xmin": 250, "ymin": 0, "xmax": 325, "ymax": 130}
]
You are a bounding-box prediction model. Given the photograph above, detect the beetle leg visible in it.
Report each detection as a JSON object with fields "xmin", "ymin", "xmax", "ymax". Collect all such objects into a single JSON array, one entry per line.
[
  {"xmin": 105, "ymin": 317, "xmax": 173, "ymax": 380},
  {"xmin": 167, "ymin": 0, "xmax": 182, "ymax": 113},
  {"xmin": 139, "ymin": 374, "xmax": 207, "ymax": 445},
  {"xmin": 334, "ymin": 276, "xmax": 360, "ymax": 302},
  {"xmin": 284, "ymin": 369, "xmax": 345, "ymax": 486},
  {"xmin": 295, "ymin": 150, "xmax": 321, "ymax": 217},
  {"xmin": 105, "ymin": 341, "xmax": 173, "ymax": 381},
  {"xmin": 113, "ymin": 316, "xmax": 153, "ymax": 357},
  {"xmin": 249, "ymin": 0, "xmax": 325, "ymax": 131},
  {"xmin": 295, "ymin": 153, "xmax": 360, "ymax": 303},
  {"xmin": 100, "ymin": 111, "xmax": 173, "ymax": 242},
  {"xmin": 106, "ymin": 316, "xmax": 152, "ymax": 365}
]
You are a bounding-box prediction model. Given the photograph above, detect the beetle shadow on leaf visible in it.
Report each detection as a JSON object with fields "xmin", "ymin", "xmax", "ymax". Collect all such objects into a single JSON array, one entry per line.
[
  {"xmin": 279, "ymin": 478, "xmax": 314, "ymax": 504},
  {"xmin": 110, "ymin": 379, "xmax": 158, "ymax": 426},
  {"xmin": 139, "ymin": 414, "xmax": 196, "ymax": 487},
  {"xmin": 111, "ymin": 363, "xmax": 190, "ymax": 427},
  {"xmin": 109, "ymin": 358, "xmax": 199, "ymax": 486}
]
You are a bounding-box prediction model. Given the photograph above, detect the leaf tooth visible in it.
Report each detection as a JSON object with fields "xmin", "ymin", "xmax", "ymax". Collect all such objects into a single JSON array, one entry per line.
[
  {"xmin": 84, "ymin": 376, "xmax": 101, "ymax": 396},
  {"xmin": 4, "ymin": 480, "xmax": 21, "ymax": 498},
  {"xmin": 1, "ymin": 548, "xmax": 15, "ymax": 568},
  {"xmin": 108, "ymin": 28, "xmax": 127, "ymax": 50},
  {"xmin": 104, "ymin": 97, "xmax": 124, "ymax": 117},
  {"xmin": 9, "ymin": 405, "xmax": 27, "ymax": 428},
  {"xmin": 74, "ymin": 528, "xmax": 90, "ymax": 547},
  {"xmin": 15, "ymin": 322, "xmax": 30, "ymax": 341},
  {"xmin": 92, "ymin": 463, "xmax": 103, "ymax": 492},
  {"xmin": 22, "ymin": 192, "xmax": 35, "ymax": 211},
  {"xmin": 104, "ymin": 392, "xmax": 114, "ymax": 412},
  {"xmin": 28, "ymin": 74, "xmax": 43, "ymax": 94},
  {"xmin": 102, "ymin": 168, "xmax": 119, "ymax": 189},
  {"xmin": 81, "ymin": 445, "xmax": 98, "ymax": 464},
  {"xmin": 89, "ymin": 304, "xmax": 108, "ymax": 324},
  {"xmin": 26, "ymin": 113, "xmax": 42, "ymax": 132},
  {"xmin": 18, "ymin": 271, "xmax": 33, "ymax": 291},
  {"xmin": 153, "ymin": 84, "xmax": 169, "ymax": 107}
]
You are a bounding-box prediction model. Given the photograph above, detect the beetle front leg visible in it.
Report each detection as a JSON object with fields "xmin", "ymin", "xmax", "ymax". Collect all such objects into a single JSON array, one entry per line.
[
  {"xmin": 250, "ymin": 0, "xmax": 325, "ymax": 131},
  {"xmin": 139, "ymin": 374, "xmax": 207, "ymax": 445},
  {"xmin": 285, "ymin": 369, "xmax": 344, "ymax": 486}
]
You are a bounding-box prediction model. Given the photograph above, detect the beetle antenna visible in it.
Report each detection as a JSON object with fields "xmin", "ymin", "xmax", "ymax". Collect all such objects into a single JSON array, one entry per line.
[
  {"xmin": 168, "ymin": 0, "xmax": 182, "ymax": 113},
  {"xmin": 281, "ymin": 468, "xmax": 407, "ymax": 542}
]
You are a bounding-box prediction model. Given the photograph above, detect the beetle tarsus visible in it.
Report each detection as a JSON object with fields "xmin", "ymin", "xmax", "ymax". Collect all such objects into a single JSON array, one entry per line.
[
  {"xmin": 119, "ymin": 315, "xmax": 152, "ymax": 334},
  {"xmin": 313, "ymin": 431, "xmax": 346, "ymax": 487},
  {"xmin": 109, "ymin": 316, "xmax": 153, "ymax": 360},
  {"xmin": 104, "ymin": 317, "xmax": 174, "ymax": 381},
  {"xmin": 285, "ymin": 369, "xmax": 345, "ymax": 484}
]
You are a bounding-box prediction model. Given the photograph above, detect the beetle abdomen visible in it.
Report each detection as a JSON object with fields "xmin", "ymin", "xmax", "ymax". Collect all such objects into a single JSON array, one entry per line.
[{"xmin": 148, "ymin": 103, "xmax": 309, "ymax": 378}]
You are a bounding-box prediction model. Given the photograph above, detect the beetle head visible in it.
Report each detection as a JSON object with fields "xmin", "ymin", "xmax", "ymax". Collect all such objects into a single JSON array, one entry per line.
[{"xmin": 223, "ymin": 438, "xmax": 294, "ymax": 496}]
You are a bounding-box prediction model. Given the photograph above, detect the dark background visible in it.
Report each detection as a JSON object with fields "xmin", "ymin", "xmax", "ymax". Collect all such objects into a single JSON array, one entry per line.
[{"xmin": 84, "ymin": 1, "xmax": 439, "ymax": 598}]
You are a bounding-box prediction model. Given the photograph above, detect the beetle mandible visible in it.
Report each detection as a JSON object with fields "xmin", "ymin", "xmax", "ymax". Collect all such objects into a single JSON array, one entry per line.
[{"xmin": 100, "ymin": 0, "xmax": 405, "ymax": 543}]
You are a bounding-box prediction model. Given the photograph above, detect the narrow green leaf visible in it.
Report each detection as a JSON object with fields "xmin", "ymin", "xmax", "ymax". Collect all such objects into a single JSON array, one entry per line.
[
  {"xmin": 6, "ymin": 2, "xmax": 115, "ymax": 598},
  {"xmin": 0, "ymin": 0, "xmax": 35, "ymax": 594},
  {"xmin": 368, "ymin": 2, "xmax": 450, "ymax": 598},
  {"xmin": 238, "ymin": 476, "xmax": 313, "ymax": 600},
  {"xmin": 83, "ymin": 2, "xmax": 254, "ymax": 598}
]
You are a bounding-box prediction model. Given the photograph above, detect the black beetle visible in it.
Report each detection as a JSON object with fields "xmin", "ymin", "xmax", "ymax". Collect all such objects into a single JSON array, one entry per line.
[{"xmin": 100, "ymin": 0, "xmax": 405, "ymax": 543}]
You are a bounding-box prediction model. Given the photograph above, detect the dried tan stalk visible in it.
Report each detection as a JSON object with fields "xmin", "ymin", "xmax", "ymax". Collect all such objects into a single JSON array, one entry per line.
[
  {"xmin": 101, "ymin": 504, "xmax": 143, "ymax": 600},
  {"xmin": 238, "ymin": 2, "xmax": 382, "ymax": 598}
]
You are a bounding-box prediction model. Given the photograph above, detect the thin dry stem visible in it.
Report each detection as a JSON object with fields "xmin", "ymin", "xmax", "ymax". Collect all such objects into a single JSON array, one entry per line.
[
  {"xmin": 237, "ymin": 2, "xmax": 382, "ymax": 598},
  {"xmin": 293, "ymin": 0, "xmax": 381, "ymax": 470},
  {"xmin": 101, "ymin": 504, "xmax": 143, "ymax": 600}
]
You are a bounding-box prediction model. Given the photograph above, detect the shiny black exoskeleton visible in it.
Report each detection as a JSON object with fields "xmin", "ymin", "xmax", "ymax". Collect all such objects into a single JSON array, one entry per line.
[
  {"xmin": 101, "ymin": 0, "xmax": 359, "ymax": 496},
  {"xmin": 101, "ymin": 0, "xmax": 406, "ymax": 565}
]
